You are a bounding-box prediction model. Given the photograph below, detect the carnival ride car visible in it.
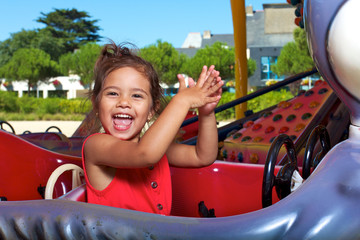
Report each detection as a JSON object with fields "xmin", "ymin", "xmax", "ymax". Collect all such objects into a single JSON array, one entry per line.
[
  {"xmin": 0, "ymin": 128, "xmax": 83, "ymax": 201},
  {"xmin": 0, "ymin": 121, "xmax": 85, "ymax": 157},
  {"xmin": 0, "ymin": 0, "xmax": 360, "ymax": 239}
]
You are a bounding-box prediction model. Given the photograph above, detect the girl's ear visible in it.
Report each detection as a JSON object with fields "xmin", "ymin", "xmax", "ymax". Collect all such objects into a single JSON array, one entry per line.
[
  {"xmin": 148, "ymin": 100, "xmax": 160, "ymax": 121},
  {"xmin": 147, "ymin": 109, "xmax": 155, "ymax": 121}
]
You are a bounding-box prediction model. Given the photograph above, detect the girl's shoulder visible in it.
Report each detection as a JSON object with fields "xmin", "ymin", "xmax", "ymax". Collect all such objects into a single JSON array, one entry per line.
[{"xmin": 83, "ymin": 132, "xmax": 104, "ymax": 146}]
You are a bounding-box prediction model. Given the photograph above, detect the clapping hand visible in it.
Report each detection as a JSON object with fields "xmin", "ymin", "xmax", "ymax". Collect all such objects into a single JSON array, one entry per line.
[{"xmin": 177, "ymin": 65, "xmax": 223, "ymax": 115}]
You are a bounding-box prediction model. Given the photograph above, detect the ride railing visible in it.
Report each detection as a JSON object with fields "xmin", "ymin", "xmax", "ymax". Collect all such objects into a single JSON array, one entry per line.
[
  {"xmin": 182, "ymin": 68, "xmax": 320, "ymax": 144},
  {"xmin": 181, "ymin": 68, "xmax": 319, "ymax": 128}
]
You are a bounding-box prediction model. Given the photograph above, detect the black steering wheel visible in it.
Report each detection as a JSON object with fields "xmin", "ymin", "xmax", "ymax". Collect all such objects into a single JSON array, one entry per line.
[
  {"xmin": 45, "ymin": 126, "xmax": 62, "ymax": 133},
  {"xmin": 302, "ymin": 125, "xmax": 330, "ymax": 180},
  {"xmin": 0, "ymin": 121, "xmax": 15, "ymax": 134},
  {"xmin": 262, "ymin": 134, "xmax": 298, "ymax": 208}
]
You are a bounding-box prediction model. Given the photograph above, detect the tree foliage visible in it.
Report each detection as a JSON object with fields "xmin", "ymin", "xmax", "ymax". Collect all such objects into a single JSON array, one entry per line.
[
  {"xmin": 0, "ymin": 29, "xmax": 66, "ymax": 66},
  {"xmin": 59, "ymin": 42, "xmax": 101, "ymax": 89},
  {"xmin": 181, "ymin": 42, "xmax": 256, "ymax": 81},
  {"xmin": 36, "ymin": 8, "xmax": 101, "ymax": 53},
  {"xmin": 248, "ymin": 58, "xmax": 256, "ymax": 77},
  {"xmin": 0, "ymin": 30, "xmax": 37, "ymax": 67},
  {"xmin": 0, "ymin": 8, "xmax": 101, "ymax": 69},
  {"xmin": 0, "ymin": 48, "xmax": 59, "ymax": 94},
  {"xmin": 140, "ymin": 40, "xmax": 187, "ymax": 85},
  {"xmin": 272, "ymin": 28, "xmax": 314, "ymax": 76},
  {"xmin": 181, "ymin": 42, "xmax": 235, "ymax": 80},
  {"xmin": 34, "ymin": 29, "xmax": 67, "ymax": 60}
]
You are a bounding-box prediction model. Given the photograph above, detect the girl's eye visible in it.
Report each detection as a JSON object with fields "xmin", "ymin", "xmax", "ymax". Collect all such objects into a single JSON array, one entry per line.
[
  {"xmin": 106, "ymin": 91, "xmax": 118, "ymax": 96},
  {"xmin": 132, "ymin": 94, "xmax": 143, "ymax": 98}
]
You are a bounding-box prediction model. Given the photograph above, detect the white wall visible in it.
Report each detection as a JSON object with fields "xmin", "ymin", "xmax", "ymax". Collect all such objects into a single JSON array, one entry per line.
[{"xmin": 1, "ymin": 75, "xmax": 89, "ymax": 99}]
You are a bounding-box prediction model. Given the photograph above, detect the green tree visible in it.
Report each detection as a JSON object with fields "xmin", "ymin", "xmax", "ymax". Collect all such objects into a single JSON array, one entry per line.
[
  {"xmin": 0, "ymin": 48, "xmax": 59, "ymax": 94},
  {"xmin": 181, "ymin": 42, "xmax": 256, "ymax": 81},
  {"xmin": 272, "ymin": 28, "xmax": 314, "ymax": 76},
  {"xmin": 0, "ymin": 8, "xmax": 100, "ymax": 66},
  {"xmin": 0, "ymin": 28, "xmax": 70, "ymax": 67},
  {"xmin": 59, "ymin": 42, "xmax": 101, "ymax": 89},
  {"xmin": 34, "ymin": 29, "xmax": 67, "ymax": 60},
  {"xmin": 182, "ymin": 42, "xmax": 235, "ymax": 80},
  {"xmin": 0, "ymin": 29, "xmax": 68, "ymax": 67},
  {"xmin": 58, "ymin": 52, "xmax": 73, "ymax": 76},
  {"xmin": 140, "ymin": 40, "xmax": 187, "ymax": 85},
  {"xmin": 248, "ymin": 58, "xmax": 257, "ymax": 77},
  {"xmin": 0, "ymin": 30, "xmax": 37, "ymax": 67},
  {"xmin": 36, "ymin": 8, "xmax": 101, "ymax": 53}
]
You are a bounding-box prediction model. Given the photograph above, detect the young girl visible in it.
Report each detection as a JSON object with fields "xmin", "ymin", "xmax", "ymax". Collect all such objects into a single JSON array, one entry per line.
[{"xmin": 82, "ymin": 42, "xmax": 223, "ymax": 216}]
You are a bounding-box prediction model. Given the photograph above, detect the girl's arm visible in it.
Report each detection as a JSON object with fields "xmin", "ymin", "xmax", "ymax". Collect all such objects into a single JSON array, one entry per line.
[
  {"xmin": 84, "ymin": 65, "xmax": 223, "ymax": 169},
  {"xmin": 167, "ymin": 68, "xmax": 222, "ymax": 168}
]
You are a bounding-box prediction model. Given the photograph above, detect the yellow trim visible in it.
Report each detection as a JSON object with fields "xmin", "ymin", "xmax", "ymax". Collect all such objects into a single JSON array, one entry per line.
[{"xmin": 231, "ymin": 0, "xmax": 248, "ymax": 119}]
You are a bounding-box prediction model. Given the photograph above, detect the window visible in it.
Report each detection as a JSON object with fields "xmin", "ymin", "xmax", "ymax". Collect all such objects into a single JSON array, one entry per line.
[{"xmin": 48, "ymin": 90, "xmax": 67, "ymax": 98}]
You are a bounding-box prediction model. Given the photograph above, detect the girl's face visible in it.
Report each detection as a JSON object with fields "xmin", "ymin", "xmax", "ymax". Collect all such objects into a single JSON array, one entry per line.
[{"xmin": 97, "ymin": 67, "xmax": 154, "ymax": 142}]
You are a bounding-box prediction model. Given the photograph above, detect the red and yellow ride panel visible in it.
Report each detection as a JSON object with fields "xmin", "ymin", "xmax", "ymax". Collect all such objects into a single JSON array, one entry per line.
[{"xmin": 221, "ymin": 80, "xmax": 332, "ymax": 164}]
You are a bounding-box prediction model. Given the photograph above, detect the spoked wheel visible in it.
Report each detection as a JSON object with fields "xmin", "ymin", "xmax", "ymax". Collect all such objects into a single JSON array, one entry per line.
[
  {"xmin": 0, "ymin": 121, "xmax": 15, "ymax": 134},
  {"xmin": 45, "ymin": 126, "xmax": 62, "ymax": 133},
  {"xmin": 262, "ymin": 134, "xmax": 298, "ymax": 208},
  {"xmin": 302, "ymin": 125, "xmax": 331, "ymax": 180}
]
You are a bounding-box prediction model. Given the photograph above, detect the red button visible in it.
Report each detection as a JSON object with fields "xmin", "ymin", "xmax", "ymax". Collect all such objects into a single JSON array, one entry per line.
[
  {"xmin": 265, "ymin": 126, "xmax": 275, "ymax": 134},
  {"xmin": 279, "ymin": 126, "xmax": 289, "ymax": 133},
  {"xmin": 252, "ymin": 123, "xmax": 262, "ymax": 131},
  {"xmin": 244, "ymin": 121, "xmax": 254, "ymax": 128}
]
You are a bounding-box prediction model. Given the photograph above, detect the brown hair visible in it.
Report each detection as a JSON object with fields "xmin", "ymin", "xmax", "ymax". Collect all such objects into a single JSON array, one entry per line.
[{"xmin": 91, "ymin": 41, "xmax": 163, "ymax": 116}]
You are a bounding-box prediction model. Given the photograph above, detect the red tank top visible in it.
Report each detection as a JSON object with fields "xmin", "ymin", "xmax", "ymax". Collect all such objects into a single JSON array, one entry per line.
[{"xmin": 82, "ymin": 134, "xmax": 172, "ymax": 215}]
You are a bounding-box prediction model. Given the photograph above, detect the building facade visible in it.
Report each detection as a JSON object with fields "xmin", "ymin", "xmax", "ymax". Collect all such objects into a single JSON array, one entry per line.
[
  {"xmin": 1, "ymin": 75, "xmax": 89, "ymax": 99},
  {"xmin": 178, "ymin": 3, "xmax": 296, "ymax": 89}
]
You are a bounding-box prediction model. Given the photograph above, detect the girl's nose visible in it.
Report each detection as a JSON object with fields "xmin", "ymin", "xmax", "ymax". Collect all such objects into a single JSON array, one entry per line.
[{"xmin": 117, "ymin": 96, "xmax": 131, "ymax": 108}]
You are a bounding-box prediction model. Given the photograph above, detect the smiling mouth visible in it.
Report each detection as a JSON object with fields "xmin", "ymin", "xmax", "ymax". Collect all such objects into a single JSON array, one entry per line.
[{"xmin": 113, "ymin": 114, "xmax": 133, "ymax": 130}]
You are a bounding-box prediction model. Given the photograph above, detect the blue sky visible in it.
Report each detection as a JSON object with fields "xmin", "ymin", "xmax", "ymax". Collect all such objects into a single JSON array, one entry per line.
[{"xmin": 0, "ymin": 0, "xmax": 285, "ymax": 48}]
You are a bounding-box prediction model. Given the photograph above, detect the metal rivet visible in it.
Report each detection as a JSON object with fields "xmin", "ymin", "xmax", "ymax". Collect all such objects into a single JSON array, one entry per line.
[
  {"xmin": 157, "ymin": 203, "xmax": 163, "ymax": 210},
  {"xmin": 151, "ymin": 181, "xmax": 158, "ymax": 189}
]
